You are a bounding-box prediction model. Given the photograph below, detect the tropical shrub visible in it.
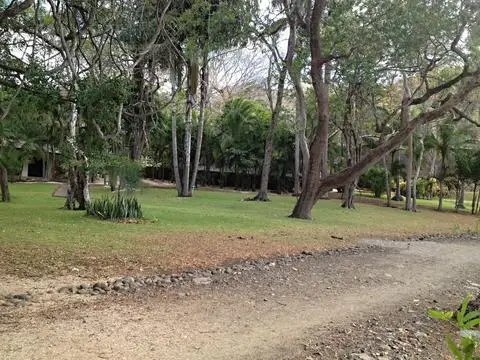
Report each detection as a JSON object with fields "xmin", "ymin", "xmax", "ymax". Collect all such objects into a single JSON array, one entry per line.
[
  {"xmin": 87, "ymin": 193, "xmax": 143, "ymax": 221},
  {"xmin": 359, "ymin": 167, "xmax": 387, "ymax": 198}
]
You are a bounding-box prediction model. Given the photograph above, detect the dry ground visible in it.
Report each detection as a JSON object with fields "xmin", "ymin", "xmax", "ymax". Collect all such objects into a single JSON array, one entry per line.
[{"xmin": 1, "ymin": 235, "xmax": 479, "ymax": 360}]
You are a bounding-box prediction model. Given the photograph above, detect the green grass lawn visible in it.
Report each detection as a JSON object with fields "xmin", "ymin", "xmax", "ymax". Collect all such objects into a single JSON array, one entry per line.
[
  {"xmin": 0, "ymin": 183, "xmax": 478, "ymax": 278},
  {"xmin": 356, "ymin": 190, "xmax": 475, "ymax": 212}
]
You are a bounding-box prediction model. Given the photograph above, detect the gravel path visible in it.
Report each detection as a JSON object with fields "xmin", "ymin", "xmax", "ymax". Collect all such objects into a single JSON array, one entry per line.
[{"xmin": 0, "ymin": 235, "xmax": 479, "ymax": 360}]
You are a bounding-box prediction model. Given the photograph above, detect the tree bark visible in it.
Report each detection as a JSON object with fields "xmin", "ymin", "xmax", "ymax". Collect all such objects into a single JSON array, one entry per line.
[
  {"xmin": 383, "ymin": 156, "xmax": 391, "ymax": 207},
  {"xmin": 181, "ymin": 61, "xmax": 198, "ymax": 197},
  {"xmin": 457, "ymin": 182, "xmax": 465, "ymax": 209},
  {"xmin": 412, "ymin": 136, "xmax": 424, "ymax": 212},
  {"xmin": 0, "ymin": 165, "xmax": 9, "ymax": 202},
  {"xmin": 170, "ymin": 68, "xmax": 182, "ymax": 196},
  {"xmin": 402, "ymin": 75, "xmax": 413, "ymax": 211},
  {"xmin": 253, "ymin": 66, "xmax": 289, "ymax": 201},
  {"xmin": 64, "ymin": 103, "xmax": 90, "ymax": 210},
  {"xmin": 284, "ymin": 10, "xmax": 309, "ymax": 190},
  {"xmin": 472, "ymin": 183, "xmax": 478, "ymax": 215},
  {"xmin": 437, "ymin": 179, "xmax": 444, "ymax": 211},
  {"xmin": 294, "ymin": 132, "xmax": 301, "ymax": 194},
  {"xmin": 190, "ymin": 50, "xmax": 209, "ymax": 195},
  {"xmin": 290, "ymin": 0, "xmax": 330, "ymax": 219}
]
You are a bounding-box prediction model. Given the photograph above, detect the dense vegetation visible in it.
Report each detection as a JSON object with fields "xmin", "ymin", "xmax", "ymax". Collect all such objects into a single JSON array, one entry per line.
[{"xmin": 1, "ymin": 0, "xmax": 480, "ymax": 220}]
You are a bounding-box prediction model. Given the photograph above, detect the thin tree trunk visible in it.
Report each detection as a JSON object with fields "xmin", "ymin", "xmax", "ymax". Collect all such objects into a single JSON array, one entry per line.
[
  {"xmin": 0, "ymin": 165, "xmax": 9, "ymax": 202},
  {"xmin": 402, "ymin": 75, "xmax": 413, "ymax": 211},
  {"xmin": 254, "ymin": 67, "xmax": 288, "ymax": 201},
  {"xmin": 429, "ymin": 150, "xmax": 437, "ymax": 177},
  {"xmin": 412, "ymin": 137, "xmax": 424, "ymax": 212},
  {"xmin": 285, "ymin": 11, "xmax": 309, "ymax": 189},
  {"xmin": 294, "ymin": 132, "xmax": 300, "ymax": 195},
  {"xmin": 438, "ymin": 179, "xmax": 444, "ymax": 211},
  {"xmin": 182, "ymin": 61, "xmax": 198, "ymax": 197},
  {"xmin": 190, "ymin": 51, "xmax": 209, "ymax": 195},
  {"xmin": 383, "ymin": 156, "xmax": 391, "ymax": 207},
  {"xmin": 472, "ymin": 183, "xmax": 477, "ymax": 215},
  {"xmin": 457, "ymin": 182, "xmax": 465, "ymax": 209},
  {"xmin": 170, "ymin": 68, "xmax": 182, "ymax": 196}
]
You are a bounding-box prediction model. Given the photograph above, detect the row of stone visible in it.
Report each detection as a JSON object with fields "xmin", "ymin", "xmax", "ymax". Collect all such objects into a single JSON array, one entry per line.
[{"xmin": 53, "ymin": 247, "xmax": 350, "ymax": 297}]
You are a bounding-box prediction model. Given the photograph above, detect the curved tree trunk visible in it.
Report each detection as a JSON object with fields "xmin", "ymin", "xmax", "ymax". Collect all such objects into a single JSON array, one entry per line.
[
  {"xmin": 290, "ymin": 0, "xmax": 330, "ymax": 219},
  {"xmin": 0, "ymin": 165, "xmax": 9, "ymax": 202},
  {"xmin": 190, "ymin": 50, "xmax": 209, "ymax": 196}
]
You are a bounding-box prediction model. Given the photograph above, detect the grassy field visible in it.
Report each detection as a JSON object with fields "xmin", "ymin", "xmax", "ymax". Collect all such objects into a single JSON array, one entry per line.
[
  {"xmin": 0, "ymin": 183, "xmax": 478, "ymax": 278},
  {"xmin": 356, "ymin": 190, "xmax": 475, "ymax": 212}
]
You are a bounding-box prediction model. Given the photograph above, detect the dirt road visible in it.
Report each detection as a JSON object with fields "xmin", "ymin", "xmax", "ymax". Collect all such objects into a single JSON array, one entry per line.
[{"xmin": 1, "ymin": 236, "xmax": 479, "ymax": 360}]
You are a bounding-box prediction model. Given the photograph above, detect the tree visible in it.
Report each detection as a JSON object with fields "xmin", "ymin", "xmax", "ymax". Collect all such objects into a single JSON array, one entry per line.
[
  {"xmin": 291, "ymin": 0, "xmax": 480, "ymax": 219},
  {"xmin": 426, "ymin": 122, "xmax": 458, "ymax": 211}
]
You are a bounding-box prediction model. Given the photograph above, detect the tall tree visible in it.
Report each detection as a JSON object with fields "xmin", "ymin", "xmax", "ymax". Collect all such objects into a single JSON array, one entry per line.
[{"xmin": 291, "ymin": 0, "xmax": 480, "ymax": 219}]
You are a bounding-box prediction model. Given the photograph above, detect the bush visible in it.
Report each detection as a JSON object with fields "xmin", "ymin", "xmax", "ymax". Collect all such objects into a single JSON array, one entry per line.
[
  {"xmin": 429, "ymin": 294, "xmax": 480, "ymax": 359},
  {"xmin": 87, "ymin": 193, "xmax": 143, "ymax": 221},
  {"xmin": 359, "ymin": 167, "xmax": 387, "ymax": 198}
]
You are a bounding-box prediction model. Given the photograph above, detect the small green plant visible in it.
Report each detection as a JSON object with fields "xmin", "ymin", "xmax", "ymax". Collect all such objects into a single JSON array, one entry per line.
[
  {"xmin": 429, "ymin": 294, "xmax": 480, "ymax": 360},
  {"xmin": 359, "ymin": 167, "xmax": 388, "ymax": 198},
  {"xmin": 87, "ymin": 193, "xmax": 143, "ymax": 221}
]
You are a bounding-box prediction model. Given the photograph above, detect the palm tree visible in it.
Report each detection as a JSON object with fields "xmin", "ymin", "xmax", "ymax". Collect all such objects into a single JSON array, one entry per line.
[{"xmin": 425, "ymin": 122, "xmax": 458, "ymax": 211}]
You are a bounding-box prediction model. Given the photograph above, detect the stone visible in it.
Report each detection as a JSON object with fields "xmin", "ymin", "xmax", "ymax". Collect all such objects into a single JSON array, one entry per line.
[
  {"xmin": 11, "ymin": 293, "xmax": 30, "ymax": 301},
  {"xmin": 350, "ymin": 354, "xmax": 375, "ymax": 360},
  {"xmin": 93, "ymin": 282, "xmax": 108, "ymax": 290},
  {"xmin": 122, "ymin": 276, "xmax": 135, "ymax": 285},
  {"xmin": 77, "ymin": 289, "xmax": 89, "ymax": 295},
  {"xmin": 192, "ymin": 277, "xmax": 212, "ymax": 286},
  {"xmin": 58, "ymin": 285, "xmax": 75, "ymax": 294},
  {"xmin": 79, "ymin": 284, "xmax": 90, "ymax": 290}
]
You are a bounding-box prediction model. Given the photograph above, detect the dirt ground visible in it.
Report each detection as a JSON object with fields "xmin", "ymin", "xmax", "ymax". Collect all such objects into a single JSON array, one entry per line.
[{"xmin": 0, "ymin": 235, "xmax": 479, "ymax": 360}]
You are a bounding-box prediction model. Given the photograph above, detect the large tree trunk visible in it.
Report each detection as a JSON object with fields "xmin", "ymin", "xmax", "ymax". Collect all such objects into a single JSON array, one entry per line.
[
  {"xmin": 64, "ymin": 103, "xmax": 90, "ymax": 210},
  {"xmin": 0, "ymin": 165, "xmax": 9, "ymax": 202},
  {"xmin": 290, "ymin": 0, "xmax": 330, "ymax": 219},
  {"xmin": 171, "ymin": 68, "xmax": 182, "ymax": 196},
  {"xmin": 190, "ymin": 51, "xmax": 209, "ymax": 196}
]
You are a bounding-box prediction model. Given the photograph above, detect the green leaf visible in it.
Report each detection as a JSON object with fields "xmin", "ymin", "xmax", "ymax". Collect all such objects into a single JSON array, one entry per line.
[
  {"xmin": 447, "ymin": 336, "xmax": 463, "ymax": 360},
  {"xmin": 464, "ymin": 311, "xmax": 480, "ymax": 323},
  {"xmin": 429, "ymin": 309, "xmax": 454, "ymax": 321},
  {"xmin": 458, "ymin": 295, "xmax": 474, "ymax": 328}
]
